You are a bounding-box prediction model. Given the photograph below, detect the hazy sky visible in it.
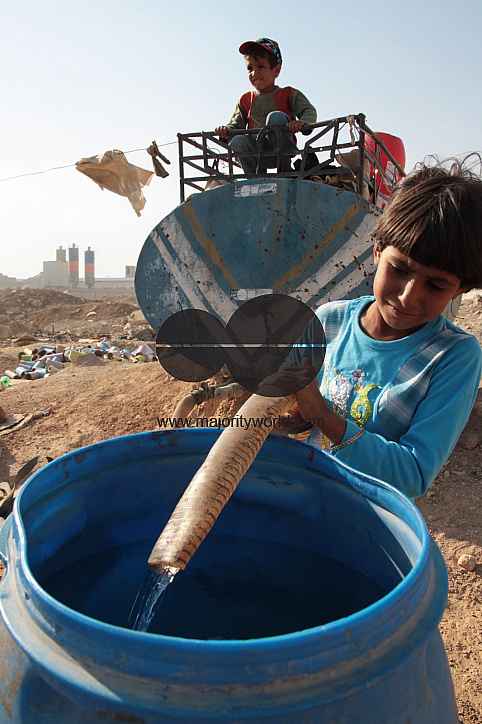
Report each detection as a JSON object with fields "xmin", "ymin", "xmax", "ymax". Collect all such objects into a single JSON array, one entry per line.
[{"xmin": 2, "ymin": 0, "xmax": 481, "ymax": 280}]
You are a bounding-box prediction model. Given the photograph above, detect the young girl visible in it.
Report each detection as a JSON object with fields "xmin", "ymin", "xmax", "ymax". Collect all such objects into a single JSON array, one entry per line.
[{"xmin": 275, "ymin": 158, "xmax": 482, "ymax": 499}]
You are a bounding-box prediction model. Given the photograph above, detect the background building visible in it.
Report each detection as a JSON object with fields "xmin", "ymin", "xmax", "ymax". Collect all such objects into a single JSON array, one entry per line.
[
  {"xmin": 68, "ymin": 245, "xmax": 79, "ymax": 288},
  {"xmin": 1, "ymin": 246, "xmax": 137, "ymax": 298}
]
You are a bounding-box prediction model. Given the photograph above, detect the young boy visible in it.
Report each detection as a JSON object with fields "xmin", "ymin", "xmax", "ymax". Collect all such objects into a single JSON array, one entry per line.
[
  {"xmin": 266, "ymin": 158, "xmax": 482, "ymax": 499},
  {"xmin": 215, "ymin": 38, "xmax": 317, "ymax": 174}
]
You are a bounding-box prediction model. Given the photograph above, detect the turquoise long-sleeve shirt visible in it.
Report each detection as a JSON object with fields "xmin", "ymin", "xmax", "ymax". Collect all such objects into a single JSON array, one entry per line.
[{"xmin": 303, "ymin": 296, "xmax": 481, "ymax": 498}]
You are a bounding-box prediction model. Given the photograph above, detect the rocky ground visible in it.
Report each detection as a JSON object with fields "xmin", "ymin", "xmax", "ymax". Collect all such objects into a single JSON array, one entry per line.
[{"xmin": 0, "ymin": 287, "xmax": 481, "ymax": 722}]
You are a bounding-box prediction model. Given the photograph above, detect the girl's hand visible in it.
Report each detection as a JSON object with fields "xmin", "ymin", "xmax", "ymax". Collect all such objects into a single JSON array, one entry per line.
[
  {"xmin": 258, "ymin": 358, "xmax": 347, "ymax": 444},
  {"xmin": 293, "ymin": 358, "xmax": 331, "ymax": 422},
  {"xmin": 257, "ymin": 357, "xmax": 316, "ymax": 398},
  {"xmin": 260, "ymin": 358, "xmax": 347, "ymax": 444}
]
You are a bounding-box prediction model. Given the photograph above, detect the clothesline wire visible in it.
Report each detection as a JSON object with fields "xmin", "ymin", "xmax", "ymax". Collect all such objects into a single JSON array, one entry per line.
[{"xmin": 0, "ymin": 140, "xmax": 177, "ymax": 183}]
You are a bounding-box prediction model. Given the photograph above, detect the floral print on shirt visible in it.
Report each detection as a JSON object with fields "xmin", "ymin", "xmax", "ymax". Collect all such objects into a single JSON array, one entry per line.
[{"xmin": 313, "ymin": 364, "xmax": 381, "ymax": 451}]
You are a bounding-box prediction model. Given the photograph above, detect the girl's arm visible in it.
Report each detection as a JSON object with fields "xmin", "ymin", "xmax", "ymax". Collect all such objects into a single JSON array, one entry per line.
[{"xmin": 316, "ymin": 336, "xmax": 481, "ymax": 498}]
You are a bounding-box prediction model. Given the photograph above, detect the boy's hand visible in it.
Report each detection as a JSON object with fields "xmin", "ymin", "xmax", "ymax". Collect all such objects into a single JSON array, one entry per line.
[
  {"xmin": 215, "ymin": 126, "xmax": 230, "ymax": 139},
  {"xmin": 286, "ymin": 120, "xmax": 306, "ymax": 133}
]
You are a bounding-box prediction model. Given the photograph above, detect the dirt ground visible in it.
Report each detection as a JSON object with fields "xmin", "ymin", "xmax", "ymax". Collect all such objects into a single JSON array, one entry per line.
[{"xmin": 0, "ymin": 287, "xmax": 481, "ymax": 722}]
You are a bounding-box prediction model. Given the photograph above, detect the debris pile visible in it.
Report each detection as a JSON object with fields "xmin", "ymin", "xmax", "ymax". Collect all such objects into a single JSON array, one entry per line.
[
  {"xmin": 0, "ymin": 288, "xmax": 148, "ymax": 341},
  {"xmin": 1, "ymin": 342, "xmax": 157, "ymax": 385}
]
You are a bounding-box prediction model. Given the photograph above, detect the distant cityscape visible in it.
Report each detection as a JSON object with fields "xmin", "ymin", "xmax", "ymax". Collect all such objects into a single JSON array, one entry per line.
[{"xmin": 0, "ymin": 245, "xmax": 137, "ymax": 299}]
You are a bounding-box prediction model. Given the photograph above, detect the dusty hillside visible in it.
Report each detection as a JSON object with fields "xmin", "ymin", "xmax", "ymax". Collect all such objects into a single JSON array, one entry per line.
[{"xmin": 0, "ymin": 288, "xmax": 481, "ymax": 722}]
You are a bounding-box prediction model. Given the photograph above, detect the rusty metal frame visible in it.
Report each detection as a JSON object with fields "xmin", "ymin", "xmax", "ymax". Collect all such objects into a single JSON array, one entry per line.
[{"xmin": 177, "ymin": 113, "xmax": 406, "ymax": 204}]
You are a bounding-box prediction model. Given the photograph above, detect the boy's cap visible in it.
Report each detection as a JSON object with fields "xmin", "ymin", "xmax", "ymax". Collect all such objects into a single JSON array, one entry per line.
[{"xmin": 239, "ymin": 38, "xmax": 282, "ymax": 66}]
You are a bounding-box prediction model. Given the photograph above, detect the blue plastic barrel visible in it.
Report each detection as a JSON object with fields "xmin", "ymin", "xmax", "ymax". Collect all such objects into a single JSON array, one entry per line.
[{"xmin": 0, "ymin": 429, "xmax": 458, "ymax": 722}]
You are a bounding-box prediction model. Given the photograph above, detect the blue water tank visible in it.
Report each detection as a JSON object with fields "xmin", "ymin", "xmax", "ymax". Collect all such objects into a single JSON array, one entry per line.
[{"xmin": 135, "ymin": 178, "xmax": 380, "ymax": 330}]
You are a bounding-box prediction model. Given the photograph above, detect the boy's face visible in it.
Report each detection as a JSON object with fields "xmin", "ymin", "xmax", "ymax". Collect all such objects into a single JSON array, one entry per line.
[
  {"xmin": 370, "ymin": 245, "xmax": 468, "ymax": 339},
  {"xmin": 245, "ymin": 54, "xmax": 280, "ymax": 94}
]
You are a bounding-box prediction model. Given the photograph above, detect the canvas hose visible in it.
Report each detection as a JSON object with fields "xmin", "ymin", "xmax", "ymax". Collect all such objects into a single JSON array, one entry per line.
[{"xmin": 148, "ymin": 390, "xmax": 295, "ymax": 571}]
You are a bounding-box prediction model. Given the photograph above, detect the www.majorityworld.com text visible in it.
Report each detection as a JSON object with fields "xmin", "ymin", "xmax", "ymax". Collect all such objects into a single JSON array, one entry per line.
[{"xmin": 156, "ymin": 416, "xmax": 324, "ymax": 431}]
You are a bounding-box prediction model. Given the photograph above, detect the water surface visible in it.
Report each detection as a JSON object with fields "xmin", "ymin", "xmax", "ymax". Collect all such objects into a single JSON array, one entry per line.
[{"xmin": 41, "ymin": 534, "xmax": 388, "ymax": 639}]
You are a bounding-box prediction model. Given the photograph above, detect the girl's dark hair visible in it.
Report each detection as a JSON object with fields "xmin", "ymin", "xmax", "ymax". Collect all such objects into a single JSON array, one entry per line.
[
  {"xmin": 242, "ymin": 43, "xmax": 278, "ymax": 68},
  {"xmin": 372, "ymin": 155, "xmax": 482, "ymax": 290}
]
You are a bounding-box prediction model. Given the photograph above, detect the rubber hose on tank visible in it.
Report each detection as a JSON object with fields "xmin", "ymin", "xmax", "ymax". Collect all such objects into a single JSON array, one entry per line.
[
  {"xmin": 214, "ymin": 382, "xmax": 245, "ymax": 399},
  {"xmin": 148, "ymin": 390, "xmax": 296, "ymax": 571},
  {"xmin": 171, "ymin": 394, "xmax": 197, "ymax": 422}
]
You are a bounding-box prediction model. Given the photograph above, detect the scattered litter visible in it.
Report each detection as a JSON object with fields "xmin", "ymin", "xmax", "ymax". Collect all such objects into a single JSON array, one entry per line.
[
  {"xmin": 0, "ymin": 455, "xmax": 53, "ymax": 519},
  {"xmin": 0, "ymin": 411, "xmax": 53, "ymax": 437},
  {"xmin": 32, "ymin": 410, "xmax": 53, "ymax": 420},
  {"xmin": 0, "ymin": 414, "xmax": 25, "ymax": 433},
  {"xmin": 1, "ymin": 339, "xmax": 158, "ymax": 384},
  {"xmin": 147, "ymin": 140, "xmax": 170, "ymax": 178},
  {"xmin": 75, "ymin": 149, "xmax": 154, "ymax": 217}
]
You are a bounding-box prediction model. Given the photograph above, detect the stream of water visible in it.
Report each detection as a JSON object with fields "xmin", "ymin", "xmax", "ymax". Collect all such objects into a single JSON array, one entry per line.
[{"xmin": 128, "ymin": 566, "xmax": 178, "ymax": 632}]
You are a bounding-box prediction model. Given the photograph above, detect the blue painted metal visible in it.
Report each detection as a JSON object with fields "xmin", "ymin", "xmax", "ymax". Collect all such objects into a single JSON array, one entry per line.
[
  {"xmin": 135, "ymin": 178, "xmax": 380, "ymax": 330},
  {"xmin": 0, "ymin": 430, "xmax": 457, "ymax": 722}
]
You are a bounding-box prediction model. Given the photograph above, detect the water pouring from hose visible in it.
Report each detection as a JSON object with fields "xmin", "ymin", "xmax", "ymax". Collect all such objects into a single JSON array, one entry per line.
[
  {"xmin": 129, "ymin": 294, "xmax": 325, "ymax": 630},
  {"xmin": 148, "ymin": 389, "xmax": 296, "ymax": 573},
  {"xmin": 129, "ymin": 387, "xmax": 296, "ymax": 632}
]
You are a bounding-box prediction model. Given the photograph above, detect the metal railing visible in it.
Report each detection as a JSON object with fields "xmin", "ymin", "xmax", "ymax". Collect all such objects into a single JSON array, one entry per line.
[{"xmin": 177, "ymin": 113, "xmax": 405, "ymax": 205}]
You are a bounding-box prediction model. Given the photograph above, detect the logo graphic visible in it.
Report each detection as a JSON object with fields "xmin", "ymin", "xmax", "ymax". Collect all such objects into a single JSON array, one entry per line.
[{"xmin": 156, "ymin": 294, "xmax": 325, "ymax": 397}]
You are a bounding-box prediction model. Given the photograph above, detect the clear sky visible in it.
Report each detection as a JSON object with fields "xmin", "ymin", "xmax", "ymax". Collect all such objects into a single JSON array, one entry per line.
[{"xmin": 1, "ymin": 0, "xmax": 481, "ymax": 280}]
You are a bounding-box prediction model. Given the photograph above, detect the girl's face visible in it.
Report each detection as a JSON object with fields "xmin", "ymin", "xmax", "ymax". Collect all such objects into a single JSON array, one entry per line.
[{"xmin": 365, "ymin": 245, "xmax": 468, "ymax": 341}]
